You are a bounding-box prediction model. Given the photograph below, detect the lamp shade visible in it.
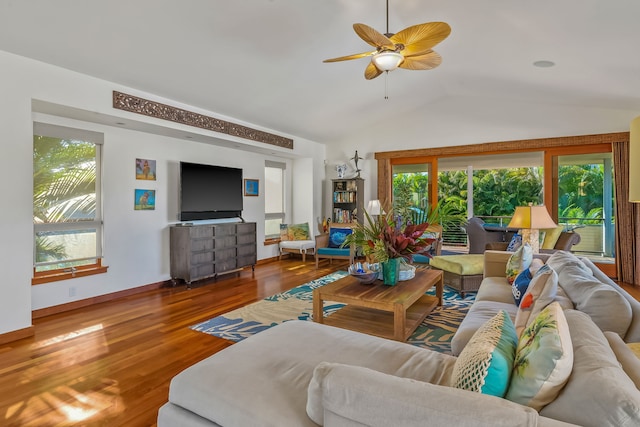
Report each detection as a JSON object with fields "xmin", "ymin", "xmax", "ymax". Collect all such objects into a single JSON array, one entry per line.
[
  {"xmin": 367, "ymin": 199, "xmax": 383, "ymax": 216},
  {"xmin": 508, "ymin": 205, "xmax": 557, "ymax": 230},
  {"xmin": 630, "ymin": 115, "xmax": 640, "ymax": 202},
  {"xmin": 371, "ymin": 51, "xmax": 404, "ymax": 71}
]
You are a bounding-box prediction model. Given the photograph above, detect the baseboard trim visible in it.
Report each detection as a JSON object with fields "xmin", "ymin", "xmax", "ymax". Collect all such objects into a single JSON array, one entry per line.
[
  {"xmin": 0, "ymin": 325, "xmax": 35, "ymax": 345},
  {"xmin": 32, "ymin": 280, "xmax": 171, "ymax": 319}
]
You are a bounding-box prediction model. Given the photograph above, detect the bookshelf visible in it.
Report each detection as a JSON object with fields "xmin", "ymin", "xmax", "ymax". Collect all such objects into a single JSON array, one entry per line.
[{"xmin": 331, "ymin": 178, "xmax": 364, "ymax": 224}]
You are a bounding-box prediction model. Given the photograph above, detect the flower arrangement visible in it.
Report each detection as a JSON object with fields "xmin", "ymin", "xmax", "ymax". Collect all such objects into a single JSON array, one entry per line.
[{"xmin": 343, "ymin": 208, "xmax": 436, "ymax": 263}]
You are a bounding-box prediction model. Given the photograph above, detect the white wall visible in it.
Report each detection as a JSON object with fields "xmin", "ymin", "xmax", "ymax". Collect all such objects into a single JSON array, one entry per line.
[{"xmin": 0, "ymin": 50, "xmax": 326, "ymax": 335}]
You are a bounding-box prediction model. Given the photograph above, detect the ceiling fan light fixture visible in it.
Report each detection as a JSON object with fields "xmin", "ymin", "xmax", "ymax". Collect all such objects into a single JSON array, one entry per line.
[{"xmin": 372, "ymin": 51, "xmax": 403, "ymax": 71}]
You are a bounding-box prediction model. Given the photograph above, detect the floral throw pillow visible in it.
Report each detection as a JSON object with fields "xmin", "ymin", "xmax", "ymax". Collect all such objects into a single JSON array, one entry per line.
[
  {"xmin": 506, "ymin": 243, "xmax": 533, "ymax": 285},
  {"xmin": 514, "ymin": 264, "xmax": 558, "ymax": 337},
  {"xmin": 287, "ymin": 222, "xmax": 311, "ymax": 240},
  {"xmin": 506, "ymin": 302, "xmax": 573, "ymax": 411}
]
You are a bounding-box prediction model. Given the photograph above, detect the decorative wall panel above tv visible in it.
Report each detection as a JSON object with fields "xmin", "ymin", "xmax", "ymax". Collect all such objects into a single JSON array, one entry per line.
[{"xmin": 113, "ymin": 91, "xmax": 293, "ymax": 149}]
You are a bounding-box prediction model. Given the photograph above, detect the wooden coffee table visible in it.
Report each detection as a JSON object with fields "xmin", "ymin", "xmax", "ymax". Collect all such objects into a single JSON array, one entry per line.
[{"xmin": 312, "ymin": 269, "xmax": 443, "ymax": 341}]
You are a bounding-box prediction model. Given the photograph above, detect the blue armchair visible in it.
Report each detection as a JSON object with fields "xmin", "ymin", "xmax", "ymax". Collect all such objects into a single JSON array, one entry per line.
[{"xmin": 315, "ymin": 226, "xmax": 355, "ymax": 268}]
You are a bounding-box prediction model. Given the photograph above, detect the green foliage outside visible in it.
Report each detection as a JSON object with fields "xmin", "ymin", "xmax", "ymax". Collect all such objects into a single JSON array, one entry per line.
[
  {"xmin": 33, "ymin": 135, "xmax": 96, "ymax": 263},
  {"xmin": 392, "ymin": 164, "xmax": 612, "ymax": 229}
]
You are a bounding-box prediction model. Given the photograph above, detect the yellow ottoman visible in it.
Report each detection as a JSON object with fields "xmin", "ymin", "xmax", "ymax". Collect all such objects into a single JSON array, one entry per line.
[{"xmin": 429, "ymin": 254, "xmax": 484, "ymax": 297}]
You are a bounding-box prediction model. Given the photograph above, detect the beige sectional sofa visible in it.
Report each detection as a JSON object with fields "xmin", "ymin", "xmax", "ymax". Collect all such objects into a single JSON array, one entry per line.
[
  {"xmin": 158, "ymin": 251, "xmax": 640, "ymax": 427},
  {"xmin": 451, "ymin": 250, "xmax": 640, "ymax": 356}
]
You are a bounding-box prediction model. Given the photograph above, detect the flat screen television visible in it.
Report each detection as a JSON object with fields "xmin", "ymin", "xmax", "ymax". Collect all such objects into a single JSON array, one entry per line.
[{"xmin": 179, "ymin": 162, "xmax": 243, "ymax": 221}]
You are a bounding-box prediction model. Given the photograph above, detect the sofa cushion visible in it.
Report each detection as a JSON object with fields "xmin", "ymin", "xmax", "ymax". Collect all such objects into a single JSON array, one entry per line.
[
  {"xmin": 514, "ymin": 264, "xmax": 558, "ymax": 337},
  {"xmin": 328, "ymin": 227, "xmax": 352, "ymax": 248},
  {"xmin": 451, "ymin": 300, "xmax": 519, "ymax": 356},
  {"xmin": 452, "ymin": 310, "xmax": 518, "ymax": 397},
  {"xmin": 475, "ymin": 276, "xmax": 516, "ymax": 304},
  {"xmin": 604, "ymin": 331, "xmax": 640, "ymax": 390},
  {"xmin": 506, "ymin": 244, "xmax": 533, "ymax": 285},
  {"xmin": 545, "ymin": 250, "xmax": 591, "ymax": 275},
  {"xmin": 307, "ymin": 362, "xmax": 542, "ymax": 427},
  {"xmin": 540, "ymin": 310, "xmax": 640, "ymax": 427},
  {"xmin": 506, "ymin": 302, "xmax": 573, "ymax": 411},
  {"xmin": 279, "ymin": 240, "xmax": 315, "ymax": 252},
  {"xmin": 557, "ymin": 263, "xmax": 632, "ymax": 338},
  {"xmin": 168, "ymin": 320, "xmax": 457, "ymax": 427},
  {"xmin": 429, "ymin": 254, "xmax": 484, "ymax": 275}
]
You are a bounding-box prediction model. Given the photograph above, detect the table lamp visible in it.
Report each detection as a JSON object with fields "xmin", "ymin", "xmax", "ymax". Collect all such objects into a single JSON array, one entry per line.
[
  {"xmin": 367, "ymin": 200, "xmax": 383, "ymax": 217},
  {"xmin": 507, "ymin": 204, "xmax": 557, "ymax": 253}
]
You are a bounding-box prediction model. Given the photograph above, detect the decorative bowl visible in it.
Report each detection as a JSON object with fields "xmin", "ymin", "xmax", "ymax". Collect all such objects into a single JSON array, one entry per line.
[{"xmin": 348, "ymin": 262, "xmax": 379, "ymax": 284}]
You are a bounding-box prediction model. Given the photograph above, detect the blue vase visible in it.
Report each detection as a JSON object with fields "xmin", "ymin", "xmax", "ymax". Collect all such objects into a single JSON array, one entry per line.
[{"xmin": 381, "ymin": 258, "xmax": 401, "ymax": 286}]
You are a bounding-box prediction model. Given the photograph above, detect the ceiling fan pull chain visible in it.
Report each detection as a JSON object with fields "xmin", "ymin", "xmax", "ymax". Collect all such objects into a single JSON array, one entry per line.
[{"xmin": 384, "ymin": 71, "xmax": 389, "ymax": 100}]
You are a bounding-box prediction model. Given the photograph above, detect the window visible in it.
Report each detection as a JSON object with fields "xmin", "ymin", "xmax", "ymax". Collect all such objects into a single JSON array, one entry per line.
[
  {"xmin": 264, "ymin": 161, "xmax": 285, "ymax": 239},
  {"xmin": 33, "ymin": 123, "xmax": 106, "ymax": 283}
]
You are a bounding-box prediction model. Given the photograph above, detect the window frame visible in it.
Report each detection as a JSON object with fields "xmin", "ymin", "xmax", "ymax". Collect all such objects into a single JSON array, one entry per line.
[
  {"xmin": 32, "ymin": 122, "xmax": 107, "ymax": 284},
  {"xmin": 264, "ymin": 161, "xmax": 286, "ymax": 241}
]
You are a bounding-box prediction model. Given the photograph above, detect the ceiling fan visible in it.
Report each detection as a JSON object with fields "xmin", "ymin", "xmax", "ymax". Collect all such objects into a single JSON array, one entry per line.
[{"xmin": 323, "ymin": 0, "xmax": 451, "ymax": 80}]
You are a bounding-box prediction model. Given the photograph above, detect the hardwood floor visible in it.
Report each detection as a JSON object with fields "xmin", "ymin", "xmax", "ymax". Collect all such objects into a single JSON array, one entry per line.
[
  {"xmin": 0, "ymin": 258, "xmax": 346, "ymax": 427},
  {"xmin": 1, "ymin": 257, "xmax": 638, "ymax": 427}
]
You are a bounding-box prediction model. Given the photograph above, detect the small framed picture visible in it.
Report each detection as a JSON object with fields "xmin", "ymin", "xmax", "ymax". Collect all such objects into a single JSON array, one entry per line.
[
  {"xmin": 136, "ymin": 158, "xmax": 156, "ymax": 180},
  {"xmin": 134, "ymin": 189, "xmax": 156, "ymax": 210},
  {"xmin": 244, "ymin": 179, "xmax": 259, "ymax": 196}
]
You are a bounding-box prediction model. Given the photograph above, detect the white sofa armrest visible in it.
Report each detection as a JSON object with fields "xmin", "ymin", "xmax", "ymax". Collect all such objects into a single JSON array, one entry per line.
[{"xmin": 307, "ymin": 362, "xmax": 568, "ymax": 427}]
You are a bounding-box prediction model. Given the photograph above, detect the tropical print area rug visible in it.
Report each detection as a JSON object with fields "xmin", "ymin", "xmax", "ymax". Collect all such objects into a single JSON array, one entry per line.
[{"xmin": 190, "ymin": 270, "xmax": 475, "ymax": 354}]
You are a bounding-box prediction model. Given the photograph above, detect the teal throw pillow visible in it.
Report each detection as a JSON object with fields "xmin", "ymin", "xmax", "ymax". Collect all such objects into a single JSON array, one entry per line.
[
  {"xmin": 452, "ymin": 310, "xmax": 518, "ymax": 397},
  {"xmin": 506, "ymin": 302, "xmax": 573, "ymax": 411},
  {"xmin": 328, "ymin": 227, "xmax": 352, "ymax": 248}
]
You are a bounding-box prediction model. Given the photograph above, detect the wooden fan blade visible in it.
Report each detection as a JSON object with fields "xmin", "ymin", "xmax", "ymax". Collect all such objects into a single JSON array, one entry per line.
[
  {"xmin": 353, "ymin": 23, "xmax": 395, "ymax": 49},
  {"xmin": 364, "ymin": 62, "xmax": 383, "ymax": 80},
  {"xmin": 390, "ymin": 22, "xmax": 451, "ymax": 57},
  {"xmin": 323, "ymin": 50, "xmax": 376, "ymax": 63},
  {"xmin": 399, "ymin": 50, "xmax": 442, "ymax": 70}
]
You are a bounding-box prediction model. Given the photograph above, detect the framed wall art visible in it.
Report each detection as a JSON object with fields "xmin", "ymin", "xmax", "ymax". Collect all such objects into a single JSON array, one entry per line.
[
  {"xmin": 244, "ymin": 179, "xmax": 259, "ymax": 196},
  {"xmin": 136, "ymin": 158, "xmax": 156, "ymax": 180},
  {"xmin": 134, "ymin": 189, "xmax": 156, "ymax": 210}
]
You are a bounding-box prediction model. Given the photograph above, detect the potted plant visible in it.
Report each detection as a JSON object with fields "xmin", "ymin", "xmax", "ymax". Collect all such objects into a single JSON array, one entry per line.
[{"xmin": 343, "ymin": 208, "xmax": 435, "ymax": 285}]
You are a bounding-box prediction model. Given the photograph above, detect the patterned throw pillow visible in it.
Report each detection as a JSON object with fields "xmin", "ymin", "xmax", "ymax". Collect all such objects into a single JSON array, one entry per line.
[
  {"xmin": 512, "ymin": 268, "xmax": 532, "ymax": 306},
  {"xmin": 506, "ymin": 243, "xmax": 533, "ymax": 285},
  {"xmin": 514, "ymin": 264, "xmax": 558, "ymax": 337},
  {"xmin": 512, "ymin": 259, "xmax": 545, "ymax": 306},
  {"xmin": 279, "ymin": 223, "xmax": 290, "ymax": 241},
  {"xmin": 506, "ymin": 233, "xmax": 522, "ymax": 251},
  {"xmin": 287, "ymin": 222, "xmax": 311, "ymax": 240},
  {"xmin": 328, "ymin": 227, "xmax": 353, "ymax": 248},
  {"xmin": 506, "ymin": 302, "xmax": 573, "ymax": 411},
  {"xmin": 451, "ymin": 310, "xmax": 518, "ymax": 397}
]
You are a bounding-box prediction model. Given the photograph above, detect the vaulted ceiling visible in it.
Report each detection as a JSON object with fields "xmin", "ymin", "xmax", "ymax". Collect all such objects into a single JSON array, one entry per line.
[{"xmin": 2, "ymin": 1, "xmax": 640, "ymax": 148}]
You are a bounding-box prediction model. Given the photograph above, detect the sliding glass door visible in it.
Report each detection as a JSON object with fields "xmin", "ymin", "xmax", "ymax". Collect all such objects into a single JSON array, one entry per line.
[{"xmin": 554, "ymin": 152, "xmax": 615, "ymax": 257}]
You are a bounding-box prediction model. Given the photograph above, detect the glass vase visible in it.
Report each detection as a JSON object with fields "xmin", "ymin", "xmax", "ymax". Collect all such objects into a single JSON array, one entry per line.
[{"xmin": 381, "ymin": 258, "xmax": 401, "ymax": 286}]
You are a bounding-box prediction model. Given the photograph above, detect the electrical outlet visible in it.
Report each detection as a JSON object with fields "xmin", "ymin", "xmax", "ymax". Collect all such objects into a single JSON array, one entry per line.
[{"xmin": 69, "ymin": 286, "xmax": 76, "ymax": 297}]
